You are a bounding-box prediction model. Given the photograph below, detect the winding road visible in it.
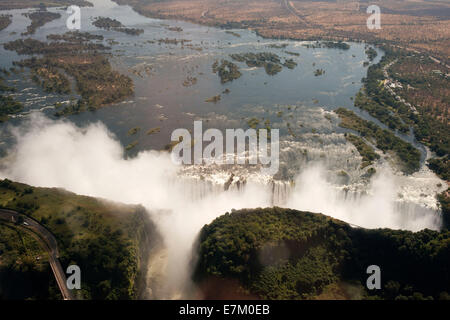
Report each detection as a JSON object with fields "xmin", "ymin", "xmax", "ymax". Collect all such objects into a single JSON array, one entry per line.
[
  {"xmin": 0, "ymin": 208, "xmax": 74, "ymax": 300},
  {"xmin": 281, "ymin": 0, "xmax": 309, "ymax": 26}
]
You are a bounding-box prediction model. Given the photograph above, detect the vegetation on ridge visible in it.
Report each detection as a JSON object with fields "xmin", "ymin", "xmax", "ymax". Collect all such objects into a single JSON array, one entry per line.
[
  {"xmin": 194, "ymin": 207, "xmax": 450, "ymax": 300},
  {"xmin": 0, "ymin": 179, "xmax": 157, "ymax": 300}
]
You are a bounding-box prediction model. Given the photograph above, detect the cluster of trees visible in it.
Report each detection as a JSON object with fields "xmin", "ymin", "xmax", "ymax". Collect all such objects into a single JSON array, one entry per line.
[
  {"xmin": 0, "ymin": 70, "xmax": 18, "ymax": 92},
  {"xmin": 389, "ymin": 54, "xmax": 448, "ymax": 123},
  {"xmin": 205, "ymin": 94, "xmax": 221, "ymax": 103},
  {"xmin": 93, "ymin": 17, "xmax": 143, "ymax": 36},
  {"xmin": 0, "ymin": 14, "xmax": 12, "ymax": 31},
  {"xmin": 414, "ymin": 113, "xmax": 449, "ymax": 158},
  {"xmin": 264, "ymin": 62, "xmax": 282, "ymax": 76},
  {"xmin": 5, "ymin": 38, "xmax": 108, "ymax": 55},
  {"xmin": 303, "ymin": 41, "xmax": 350, "ymax": 50},
  {"xmin": 283, "ymin": 59, "xmax": 297, "ymax": 69},
  {"xmin": 336, "ymin": 108, "xmax": 421, "ymax": 174},
  {"xmin": 230, "ymin": 52, "xmax": 293, "ymax": 76},
  {"xmin": 60, "ymin": 224, "xmax": 137, "ymax": 299},
  {"xmin": 357, "ymin": 52, "xmax": 410, "ymax": 133},
  {"xmin": 47, "ymin": 31, "xmax": 104, "ymax": 42},
  {"xmin": 314, "ymin": 68, "xmax": 325, "ymax": 76},
  {"xmin": 22, "ymin": 61, "xmax": 72, "ymax": 94},
  {"xmin": 427, "ymin": 158, "xmax": 449, "ymax": 181},
  {"xmin": 212, "ymin": 60, "xmax": 242, "ymax": 84},
  {"xmin": 0, "ymin": 179, "xmax": 155, "ymax": 300},
  {"xmin": 0, "ymin": 69, "xmax": 23, "ymax": 122},
  {"xmin": 389, "ymin": 56, "xmax": 449, "ymax": 158},
  {"xmin": 93, "ymin": 16, "xmax": 123, "ymax": 29},
  {"xmin": 5, "ymin": 36, "xmax": 134, "ymax": 115},
  {"xmin": 63, "ymin": 54, "xmax": 134, "ymax": 107},
  {"xmin": 225, "ymin": 30, "xmax": 241, "ymax": 38},
  {"xmin": 157, "ymin": 38, "xmax": 191, "ymax": 45},
  {"xmin": 322, "ymin": 41, "xmax": 350, "ymax": 50},
  {"xmin": 22, "ymin": 11, "xmax": 61, "ymax": 35},
  {"xmin": 0, "ymin": 224, "xmax": 59, "ymax": 299},
  {"xmin": 344, "ymin": 133, "xmax": 380, "ymax": 168},
  {"xmin": 231, "ymin": 52, "xmax": 281, "ymax": 66},
  {"xmin": 354, "ymin": 89, "xmax": 409, "ymax": 133},
  {"xmin": 194, "ymin": 207, "xmax": 450, "ymax": 300},
  {"xmin": 365, "ymin": 47, "xmax": 378, "ymax": 61},
  {"xmin": 54, "ymin": 99, "xmax": 91, "ymax": 117},
  {"xmin": 267, "ymin": 43, "xmax": 288, "ymax": 49},
  {"xmin": 217, "ymin": 21, "xmax": 256, "ymax": 30},
  {"xmin": 0, "ymin": 94, "xmax": 23, "ymax": 122},
  {"xmin": 285, "ymin": 51, "xmax": 300, "ymax": 56}
]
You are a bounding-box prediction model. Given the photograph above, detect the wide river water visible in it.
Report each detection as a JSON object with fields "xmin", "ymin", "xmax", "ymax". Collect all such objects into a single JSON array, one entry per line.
[{"xmin": 0, "ymin": 0, "xmax": 383, "ymax": 148}]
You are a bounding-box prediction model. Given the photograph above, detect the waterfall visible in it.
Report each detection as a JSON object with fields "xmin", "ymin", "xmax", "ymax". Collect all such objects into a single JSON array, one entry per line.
[{"xmin": 173, "ymin": 166, "xmax": 443, "ymax": 232}]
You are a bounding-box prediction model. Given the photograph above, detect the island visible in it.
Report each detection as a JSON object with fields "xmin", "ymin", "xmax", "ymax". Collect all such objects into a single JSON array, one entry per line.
[
  {"xmin": 93, "ymin": 17, "xmax": 144, "ymax": 36},
  {"xmin": 0, "ymin": 14, "xmax": 12, "ymax": 31},
  {"xmin": 194, "ymin": 207, "xmax": 450, "ymax": 300},
  {"xmin": 230, "ymin": 52, "xmax": 296, "ymax": 76},
  {"xmin": 22, "ymin": 10, "xmax": 61, "ymax": 35},
  {"xmin": 212, "ymin": 59, "xmax": 241, "ymax": 84},
  {"xmin": 5, "ymin": 33, "xmax": 134, "ymax": 116}
]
